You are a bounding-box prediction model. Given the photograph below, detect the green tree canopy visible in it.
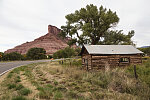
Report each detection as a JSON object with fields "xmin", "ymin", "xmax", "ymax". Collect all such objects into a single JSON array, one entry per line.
[
  {"xmin": 2, "ymin": 52, "xmax": 23, "ymax": 61},
  {"xmin": 59, "ymin": 4, "xmax": 134, "ymax": 46},
  {"xmin": 138, "ymin": 47, "xmax": 150, "ymax": 56},
  {"xmin": 53, "ymin": 47, "xmax": 80, "ymax": 59},
  {"xmin": 26, "ymin": 48, "xmax": 46, "ymax": 60},
  {"xmin": 101, "ymin": 30, "xmax": 135, "ymax": 45}
]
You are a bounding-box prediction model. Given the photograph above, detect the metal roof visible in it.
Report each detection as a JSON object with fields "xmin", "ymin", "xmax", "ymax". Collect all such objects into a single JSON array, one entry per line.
[{"xmin": 83, "ymin": 45, "xmax": 143, "ymax": 54}]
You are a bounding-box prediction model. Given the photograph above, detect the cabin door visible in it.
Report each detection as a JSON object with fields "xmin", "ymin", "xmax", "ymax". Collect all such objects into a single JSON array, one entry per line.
[{"xmin": 85, "ymin": 59, "xmax": 88, "ymax": 70}]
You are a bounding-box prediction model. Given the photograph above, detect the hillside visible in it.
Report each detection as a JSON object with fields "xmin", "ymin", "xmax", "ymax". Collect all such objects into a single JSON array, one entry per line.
[{"xmin": 5, "ymin": 25, "xmax": 70, "ymax": 55}]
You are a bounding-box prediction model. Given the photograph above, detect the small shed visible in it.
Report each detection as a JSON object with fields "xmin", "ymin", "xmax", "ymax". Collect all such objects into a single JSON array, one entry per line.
[{"xmin": 81, "ymin": 45, "xmax": 143, "ymax": 70}]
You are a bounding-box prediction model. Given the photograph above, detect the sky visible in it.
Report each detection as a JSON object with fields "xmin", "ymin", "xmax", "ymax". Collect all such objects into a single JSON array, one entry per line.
[{"xmin": 0, "ymin": 0, "xmax": 150, "ymax": 52}]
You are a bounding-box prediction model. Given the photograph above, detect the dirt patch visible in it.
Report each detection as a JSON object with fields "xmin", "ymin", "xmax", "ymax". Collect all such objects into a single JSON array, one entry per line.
[
  {"xmin": 20, "ymin": 71, "xmax": 39, "ymax": 98},
  {"xmin": 0, "ymin": 71, "xmax": 10, "ymax": 83}
]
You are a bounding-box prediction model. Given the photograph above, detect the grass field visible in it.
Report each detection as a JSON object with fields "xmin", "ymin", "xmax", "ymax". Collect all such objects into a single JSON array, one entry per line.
[{"xmin": 0, "ymin": 59, "xmax": 150, "ymax": 100}]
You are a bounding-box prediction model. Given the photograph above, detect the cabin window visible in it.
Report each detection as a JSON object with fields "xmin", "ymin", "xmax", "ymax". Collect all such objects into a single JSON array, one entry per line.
[{"xmin": 120, "ymin": 57, "xmax": 130, "ymax": 63}]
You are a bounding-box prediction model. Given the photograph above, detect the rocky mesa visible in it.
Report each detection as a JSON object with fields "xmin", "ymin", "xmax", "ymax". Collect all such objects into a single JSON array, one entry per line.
[{"xmin": 5, "ymin": 25, "xmax": 71, "ymax": 55}]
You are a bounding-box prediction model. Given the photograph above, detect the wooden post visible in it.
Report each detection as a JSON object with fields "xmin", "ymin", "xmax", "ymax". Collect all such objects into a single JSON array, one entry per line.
[
  {"xmin": 62, "ymin": 60, "xmax": 63, "ymax": 64},
  {"xmin": 70, "ymin": 59, "xmax": 72, "ymax": 66},
  {"xmin": 134, "ymin": 65, "xmax": 138, "ymax": 79}
]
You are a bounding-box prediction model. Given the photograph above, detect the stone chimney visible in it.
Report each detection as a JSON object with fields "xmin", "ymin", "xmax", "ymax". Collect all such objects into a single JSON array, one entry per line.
[{"xmin": 48, "ymin": 25, "xmax": 61, "ymax": 35}]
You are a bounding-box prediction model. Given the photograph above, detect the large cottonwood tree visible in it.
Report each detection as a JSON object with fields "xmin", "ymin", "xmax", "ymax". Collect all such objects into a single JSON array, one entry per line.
[{"xmin": 60, "ymin": 4, "xmax": 134, "ymax": 46}]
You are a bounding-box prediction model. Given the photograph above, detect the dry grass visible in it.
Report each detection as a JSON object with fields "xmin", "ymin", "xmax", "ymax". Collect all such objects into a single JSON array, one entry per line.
[{"xmin": 0, "ymin": 59, "xmax": 150, "ymax": 100}]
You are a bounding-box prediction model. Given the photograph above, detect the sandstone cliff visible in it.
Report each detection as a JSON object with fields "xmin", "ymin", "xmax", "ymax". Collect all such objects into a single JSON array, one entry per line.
[{"xmin": 5, "ymin": 25, "xmax": 70, "ymax": 55}]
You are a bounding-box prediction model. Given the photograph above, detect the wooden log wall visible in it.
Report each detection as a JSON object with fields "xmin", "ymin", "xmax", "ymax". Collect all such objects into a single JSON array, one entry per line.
[
  {"xmin": 91, "ymin": 54, "xmax": 142, "ymax": 69},
  {"xmin": 82, "ymin": 55, "xmax": 92, "ymax": 70},
  {"xmin": 91, "ymin": 56, "xmax": 108, "ymax": 69}
]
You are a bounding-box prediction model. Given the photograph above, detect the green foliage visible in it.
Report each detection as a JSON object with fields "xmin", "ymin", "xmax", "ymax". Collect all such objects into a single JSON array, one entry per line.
[
  {"xmin": 67, "ymin": 39, "xmax": 77, "ymax": 46},
  {"xmin": 37, "ymin": 85, "xmax": 53, "ymax": 99},
  {"xmin": 101, "ymin": 30, "xmax": 135, "ymax": 45},
  {"xmin": 26, "ymin": 47, "xmax": 46, "ymax": 60},
  {"xmin": 53, "ymin": 47, "xmax": 79, "ymax": 59},
  {"xmin": 60, "ymin": 4, "xmax": 134, "ymax": 46},
  {"xmin": 0, "ymin": 52, "xmax": 4, "ymax": 61},
  {"xmin": 47, "ymin": 55, "xmax": 53, "ymax": 59},
  {"xmin": 7, "ymin": 83, "xmax": 16, "ymax": 89},
  {"xmin": 16, "ymin": 84, "xmax": 24, "ymax": 90},
  {"xmin": 138, "ymin": 47, "xmax": 150, "ymax": 56},
  {"xmin": 2, "ymin": 52, "xmax": 24, "ymax": 61},
  {"xmin": 19, "ymin": 88, "xmax": 31, "ymax": 95},
  {"xmin": 15, "ymin": 76, "xmax": 21, "ymax": 83},
  {"xmin": 127, "ymin": 59, "xmax": 150, "ymax": 87},
  {"xmin": 7, "ymin": 73, "xmax": 13, "ymax": 78},
  {"xmin": 74, "ymin": 48, "xmax": 81, "ymax": 56},
  {"xmin": 54, "ymin": 91, "xmax": 63, "ymax": 99},
  {"xmin": 12, "ymin": 96, "xmax": 27, "ymax": 100}
]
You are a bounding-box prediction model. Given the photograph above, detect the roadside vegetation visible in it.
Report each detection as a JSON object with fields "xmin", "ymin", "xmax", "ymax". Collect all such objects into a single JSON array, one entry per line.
[
  {"xmin": 0, "ymin": 48, "xmax": 47, "ymax": 61},
  {"xmin": 138, "ymin": 46, "xmax": 150, "ymax": 56},
  {"xmin": 0, "ymin": 58, "xmax": 150, "ymax": 100},
  {"xmin": 53, "ymin": 47, "xmax": 81, "ymax": 59},
  {"xmin": 26, "ymin": 47, "xmax": 47, "ymax": 60},
  {"xmin": 0, "ymin": 47, "xmax": 80, "ymax": 62}
]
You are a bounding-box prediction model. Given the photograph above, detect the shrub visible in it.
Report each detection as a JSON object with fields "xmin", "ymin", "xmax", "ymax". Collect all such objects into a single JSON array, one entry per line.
[
  {"xmin": 2, "ymin": 52, "xmax": 24, "ymax": 61},
  {"xmin": 26, "ymin": 47, "xmax": 46, "ymax": 60},
  {"xmin": 0, "ymin": 52, "xmax": 4, "ymax": 61},
  {"xmin": 16, "ymin": 84, "xmax": 24, "ymax": 90},
  {"xmin": 53, "ymin": 47, "xmax": 80, "ymax": 59},
  {"xmin": 37, "ymin": 85, "xmax": 53, "ymax": 99},
  {"xmin": 127, "ymin": 60, "xmax": 150, "ymax": 87},
  {"xmin": 7, "ymin": 83, "xmax": 16, "ymax": 89},
  {"xmin": 7, "ymin": 73, "xmax": 13, "ymax": 78},
  {"xmin": 138, "ymin": 47, "xmax": 150, "ymax": 56},
  {"xmin": 19, "ymin": 88, "xmax": 31, "ymax": 95},
  {"xmin": 15, "ymin": 76, "xmax": 21, "ymax": 83},
  {"xmin": 54, "ymin": 91, "xmax": 63, "ymax": 99},
  {"xmin": 47, "ymin": 55, "xmax": 53, "ymax": 59},
  {"xmin": 12, "ymin": 96, "xmax": 27, "ymax": 100}
]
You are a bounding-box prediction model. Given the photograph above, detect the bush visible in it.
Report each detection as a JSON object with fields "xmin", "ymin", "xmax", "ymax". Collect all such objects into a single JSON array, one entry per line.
[
  {"xmin": 138, "ymin": 47, "xmax": 150, "ymax": 56},
  {"xmin": 19, "ymin": 88, "xmax": 31, "ymax": 95},
  {"xmin": 16, "ymin": 84, "xmax": 24, "ymax": 90},
  {"xmin": 0, "ymin": 52, "xmax": 4, "ymax": 61},
  {"xmin": 7, "ymin": 83, "xmax": 16, "ymax": 89},
  {"xmin": 2, "ymin": 52, "xmax": 24, "ymax": 61},
  {"xmin": 26, "ymin": 47, "xmax": 47, "ymax": 60},
  {"xmin": 127, "ymin": 59, "xmax": 150, "ymax": 87},
  {"xmin": 12, "ymin": 96, "xmax": 27, "ymax": 100},
  {"xmin": 47, "ymin": 55, "xmax": 53, "ymax": 59},
  {"xmin": 54, "ymin": 91, "xmax": 63, "ymax": 99},
  {"xmin": 53, "ymin": 47, "xmax": 80, "ymax": 59}
]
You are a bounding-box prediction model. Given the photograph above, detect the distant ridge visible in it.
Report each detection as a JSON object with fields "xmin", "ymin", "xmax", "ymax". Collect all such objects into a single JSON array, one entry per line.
[{"xmin": 5, "ymin": 25, "xmax": 74, "ymax": 55}]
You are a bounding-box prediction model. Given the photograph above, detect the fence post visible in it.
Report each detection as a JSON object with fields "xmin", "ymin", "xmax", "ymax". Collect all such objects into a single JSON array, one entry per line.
[
  {"xmin": 62, "ymin": 60, "xmax": 63, "ymax": 64},
  {"xmin": 134, "ymin": 65, "xmax": 138, "ymax": 79},
  {"xmin": 70, "ymin": 59, "xmax": 72, "ymax": 66}
]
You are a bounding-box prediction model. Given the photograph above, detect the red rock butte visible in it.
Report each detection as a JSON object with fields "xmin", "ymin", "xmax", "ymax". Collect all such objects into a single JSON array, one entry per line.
[{"xmin": 5, "ymin": 25, "xmax": 72, "ymax": 55}]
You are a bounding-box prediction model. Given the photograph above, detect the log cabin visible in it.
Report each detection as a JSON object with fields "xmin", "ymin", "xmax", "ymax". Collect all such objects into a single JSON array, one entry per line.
[{"xmin": 81, "ymin": 45, "xmax": 143, "ymax": 70}]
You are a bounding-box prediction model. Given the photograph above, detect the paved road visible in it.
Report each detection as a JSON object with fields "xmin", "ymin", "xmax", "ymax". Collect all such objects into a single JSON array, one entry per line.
[{"xmin": 0, "ymin": 60, "xmax": 52, "ymax": 76}]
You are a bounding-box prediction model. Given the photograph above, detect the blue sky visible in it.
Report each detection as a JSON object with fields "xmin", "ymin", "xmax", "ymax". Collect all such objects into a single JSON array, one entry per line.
[{"xmin": 0, "ymin": 0, "xmax": 150, "ymax": 52}]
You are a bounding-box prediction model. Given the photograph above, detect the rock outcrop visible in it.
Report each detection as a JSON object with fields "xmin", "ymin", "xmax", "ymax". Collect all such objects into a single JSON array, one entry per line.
[{"xmin": 5, "ymin": 25, "xmax": 71, "ymax": 55}]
